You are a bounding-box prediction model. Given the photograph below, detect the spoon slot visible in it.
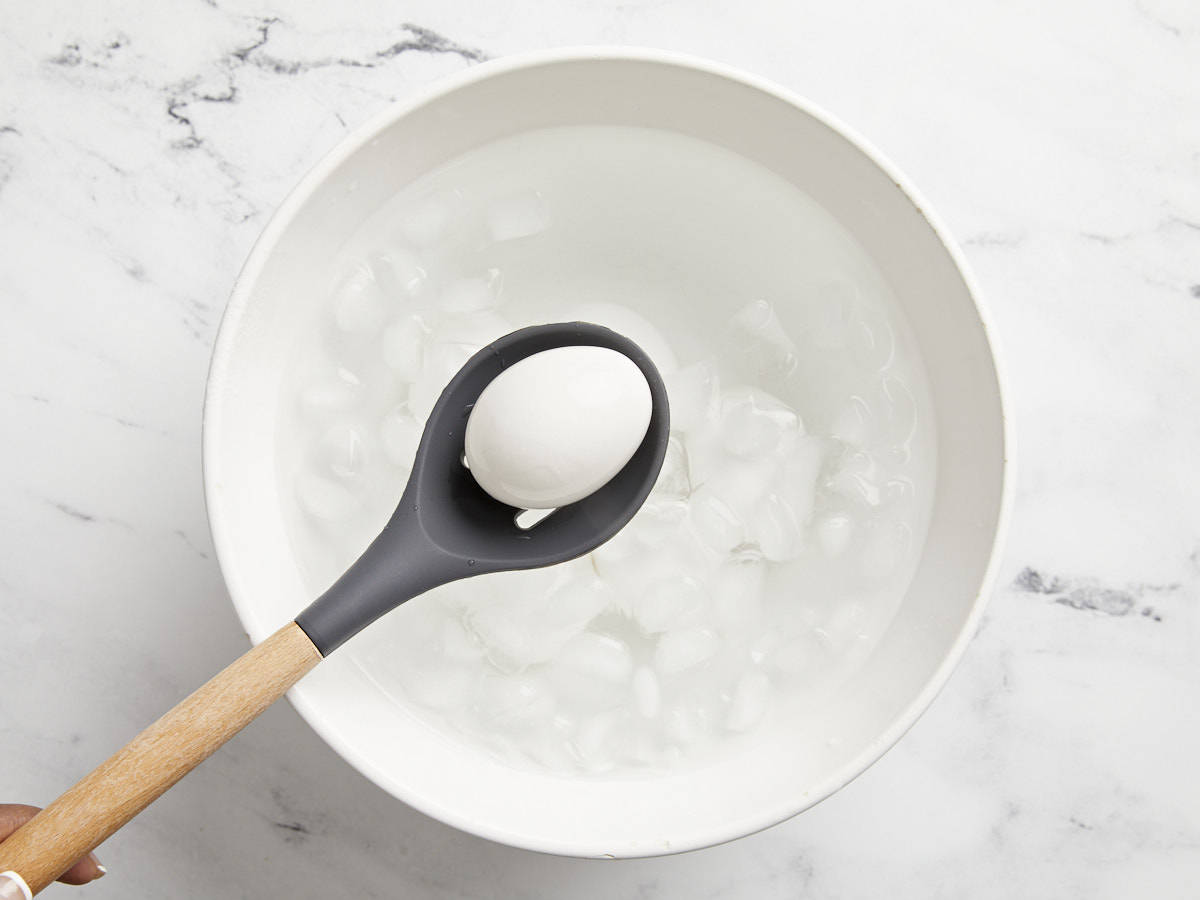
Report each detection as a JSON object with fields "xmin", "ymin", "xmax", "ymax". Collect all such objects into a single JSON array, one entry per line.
[{"xmin": 515, "ymin": 507, "xmax": 556, "ymax": 530}]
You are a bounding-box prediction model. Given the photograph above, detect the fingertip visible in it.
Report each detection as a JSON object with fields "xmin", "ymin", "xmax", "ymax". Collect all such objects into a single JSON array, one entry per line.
[{"xmin": 56, "ymin": 853, "xmax": 105, "ymax": 886}]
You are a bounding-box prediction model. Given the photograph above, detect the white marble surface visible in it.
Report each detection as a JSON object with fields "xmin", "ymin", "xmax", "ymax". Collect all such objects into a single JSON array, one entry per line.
[{"xmin": 2, "ymin": 0, "xmax": 1198, "ymax": 896}]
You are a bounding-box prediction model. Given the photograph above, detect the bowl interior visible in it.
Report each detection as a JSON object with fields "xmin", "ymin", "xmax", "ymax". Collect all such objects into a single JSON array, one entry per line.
[{"xmin": 204, "ymin": 52, "xmax": 1008, "ymax": 857}]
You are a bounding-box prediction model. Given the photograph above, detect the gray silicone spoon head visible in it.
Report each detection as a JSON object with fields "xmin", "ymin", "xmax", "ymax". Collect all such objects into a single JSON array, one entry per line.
[{"xmin": 295, "ymin": 322, "xmax": 671, "ymax": 656}]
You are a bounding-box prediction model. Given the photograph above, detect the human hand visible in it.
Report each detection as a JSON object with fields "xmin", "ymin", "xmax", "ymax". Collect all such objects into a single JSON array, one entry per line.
[{"xmin": 0, "ymin": 805, "xmax": 105, "ymax": 893}]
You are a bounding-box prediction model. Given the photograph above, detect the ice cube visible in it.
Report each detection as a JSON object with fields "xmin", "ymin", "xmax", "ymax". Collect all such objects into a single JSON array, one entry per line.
[
  {"xmin": 634, "ymin": 576, "xmax": 706, "ymax": 634},
  {"xmin": 860, "ymin": 518, "xmax": 912, "ymax": 579},
  {"xmin": 881, "ymin": 477, "xmax": 916, "ymax": 509},
  {"xmin": 749, "ymin": 631, "xmax": 777, "ymax": 666},
  {"xmin": 542, "ymin": 574, "xmax": 609, "ymax": 637},
  {"xmin": 816, "ymin": 514, "xmax": 854, "ymax": 557},
  {"xmin": 397, "ymin": 189, "xmax": 460, "ymax": 247},
  {"xmin": 728, "ymin": 298, "xmax": 786, "ymax": 344},
  {"xmin": 711, "ymin": 553, "xmax": 766, "ymax": 631},
  {"xmin": 438, "ymin": 270, "xmax": 503, "ymax": 314},
  {"xmin": 727, "ymin": 299, "xmax": 799, "ymax": 380},
  {"xmin": 381, "ymin": 314, "xmax": 430, "ymax": 382},
  {"xmin": 524, "ymin": 715, "xmax": 579, "ymax": 773},
  {"xmin": 747, "ymin": 493, "xmax": 804, "ymax": 562},
  {"xmin": 879, "ymin": 375, "xmax": 917, "ymax": 446},
  {"xmin": 551, "ymin": 634, "xmax": 635, "ymax": 711},
  {"xmin": 487, "ymin": 189, "xmax": 550, "ymax": 242},
  {"xmin": 764, "ymin": 632, "xmax": 822, "ymax": 680},
  {"xmin": 333, "ymin": 265, "xmax": 388, "ymax": 334},
  {"xmin": 830, "ymin": 395, "xmax": 874, "ymax": 448},
  {"xmin": 652, "ymin": 436, "xmax": 691, "ymax": 499},
  {"xmin": 557, "ymin": 633, "xmax": 635, "ymax": 683},
  {"xmin": 319, "ymin": 424, "xmax": 366, "ymax": 480},
  {"xmin": 704, "ymin": 456, "xmax": 776, "ymax": 523},
  {"xmin": 779, "ymin": 436, "xmax": 823, "ymax": 524},
  {"xmin": 812, "ymin": 626, "xmax": 837, "ymax": 654},
  {"xmin": 629, "ymin": 498, "xmax": 689, "ymax": 548},
  {"xmin": 632, "ymin": 666, "xmax": 661, "ymax": 719},
  {"xmin": 663, "ymin": 361, "xmax": 720, "ymax": 434},
  {"xmin": 689, "ymin": 488, "xmax": 745, "ymax": 553},
  {"xmin": 588, "ymin": 524, "xmax": 641, "ymax": 583},
  {"xmin": 725, "ymin": 670, "xmax": 771, "ymax": 732},
  {"xmin": 372, "ymin": 245, "xmax": 430, "ymax": 304},
  {"xmin": 466, "ymin": 582, "xmax": 594, "ymax": 673},
  {"xmin": 406, "ymin": 380, "xmax": 438, "ymax": 424},
  {"xmin": 380, "ymin": 405, "xmax": 421, "ymax": 469},
  {"xmin": 826, "ymin": 450, "xmax": 883, "ymax": 507},
  {"xmin": 467, "ymin": 600, "xmax": 539, "ymax": 672},
  {"xmin": 600, "ymin": 545, "xmax": 695, "ymax": 618},
  {"xmin": 430, "ymin": 578, "xmax": 489, "ymax": 616},
  {"xmin": 680, "ymin": 418, "xmax": 727, "ymax": 489},
  {"xmin": 373, "ymin": 596, "xmax": 444, "ymax": 652},
  {"xmin": 295, "ymin": 471, "xmax": 359, "ymax": 521},
  {"xmin": 571, "ymin": 711, "xmax": 621, "ymax": 772},
  {"xmin": 467, "ymin": 568, "xmax": 598, "ymax": 663},
  {"xmin": 849, "ymin": 302, "xmax": 895, "ymax": 370},
  {"xmin": 300, "ymin": 367, "xmax": 362, "ymax": 419},
  {"xmin": 719, "ymin": 387, "xmax": 799, "ymax": 458},
  {"xmin": 478, "ymin": 673, "xmax": 555, "ymax": 726},
  {"xmin": 440, "ymin": 617, "xmax": 483, "ymax": 663},
  {"xmin": 655, "ymin": 627, "xmax": 720, "ymax": 674},
  {"xmin": 663, "ymin": 702, "xmax": 709, "ymax": 746}
]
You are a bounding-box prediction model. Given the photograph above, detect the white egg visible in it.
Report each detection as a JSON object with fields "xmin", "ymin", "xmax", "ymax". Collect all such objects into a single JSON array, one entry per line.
[{"xmin": 464, "ymin": 346, "xmax": 652, "ymax": 509}]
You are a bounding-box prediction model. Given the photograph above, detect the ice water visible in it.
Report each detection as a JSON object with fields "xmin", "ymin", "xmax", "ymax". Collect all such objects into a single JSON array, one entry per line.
[{"xmin": 275, "ymin": 126, "xmax": 937, "ymax": 775}]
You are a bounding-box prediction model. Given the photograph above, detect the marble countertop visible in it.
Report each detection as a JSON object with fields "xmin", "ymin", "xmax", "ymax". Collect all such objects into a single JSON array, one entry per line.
[{"xmin": 2, "ymin": 1, "xmax": 1197, "ymax": 897}]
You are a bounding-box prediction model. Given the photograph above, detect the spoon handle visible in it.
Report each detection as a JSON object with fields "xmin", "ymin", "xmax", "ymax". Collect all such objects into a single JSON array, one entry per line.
[{"xmin": 0, "ymin": 622, "xmax": 320, "ymax": 896}]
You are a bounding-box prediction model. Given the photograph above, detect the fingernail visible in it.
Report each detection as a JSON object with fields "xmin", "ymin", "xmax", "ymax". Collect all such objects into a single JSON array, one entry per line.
[{"xmin": 88, "ymin": 853, "xmax": 107, "ymax": 880}]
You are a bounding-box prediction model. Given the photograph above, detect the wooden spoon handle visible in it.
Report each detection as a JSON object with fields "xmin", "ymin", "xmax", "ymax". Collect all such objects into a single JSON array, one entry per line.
[{"xmin": 0, "ymin": 622, "xmax": 321, "ymax": 896}]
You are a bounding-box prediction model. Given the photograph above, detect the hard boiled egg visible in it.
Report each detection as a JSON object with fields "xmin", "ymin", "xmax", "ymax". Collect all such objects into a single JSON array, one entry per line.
[{"xmin": 465, "ymin": 346, "xmax": 652, "ymax": 509}]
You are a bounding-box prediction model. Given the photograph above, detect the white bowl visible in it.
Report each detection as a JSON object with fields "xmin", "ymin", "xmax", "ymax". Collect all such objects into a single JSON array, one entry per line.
[{"xmin": 203, "ymin": 48, "xmax": 1011, "ymax": 857}]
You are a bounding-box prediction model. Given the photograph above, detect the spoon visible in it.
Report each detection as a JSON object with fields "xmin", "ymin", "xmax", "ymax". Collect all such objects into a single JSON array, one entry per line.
[{"xmin": 0, "ymin": 322, "xmax": 669, "ymax": 897}]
